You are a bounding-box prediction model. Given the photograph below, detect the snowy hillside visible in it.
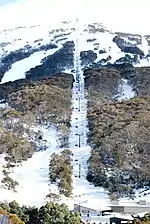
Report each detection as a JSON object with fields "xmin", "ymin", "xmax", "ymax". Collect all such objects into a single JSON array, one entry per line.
[
  {"xmin": 0, "ymin": 5, "xmax": 150, "ymax": 215},
  {"xmin": 0, "ymin": 21, "xmax": 150, "ymax": 84}
]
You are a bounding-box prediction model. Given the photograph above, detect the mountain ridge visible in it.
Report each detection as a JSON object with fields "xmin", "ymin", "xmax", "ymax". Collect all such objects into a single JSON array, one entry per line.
[{"xmin": 0, "ymin": 21, "xmax": 150, "ymax": 84}]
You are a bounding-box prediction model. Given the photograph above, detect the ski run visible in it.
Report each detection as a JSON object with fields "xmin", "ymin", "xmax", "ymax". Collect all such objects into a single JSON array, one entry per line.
[{"xmin": 0, "ymin": 20, "xmax": 150, "ymax": 212}]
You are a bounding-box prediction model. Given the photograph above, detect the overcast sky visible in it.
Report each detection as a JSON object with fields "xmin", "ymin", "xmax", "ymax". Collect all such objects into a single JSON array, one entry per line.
[
  {"xmin": 0, "ymin": 0, "xmax": 19, "ymax": 6},
  {"xmin": 0, "ymin": 0, "xmax": 150, "ymax": 34}
]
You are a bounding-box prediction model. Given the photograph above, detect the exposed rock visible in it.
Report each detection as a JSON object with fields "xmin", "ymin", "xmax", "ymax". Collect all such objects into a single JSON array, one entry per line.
[
  {"xmin": 38, "ymin": 43, "xmax": 57, "ymax": 51},
  {"xmin": 87, "ymin": 24, "xmax": 106, "ymax": 33},
  {"xmin": 100, "ymin": 55, "xmax": 112, "ymax": 64},
  {"xmin": 93, "ymin": 42, "xmax": 99, "ymax": 46},
  {"xmin": 113, "ymin": 36, "xmax": 144, "ymax": 56},
  {"xmin": 145, "ymin": 35, "xmax": 150, "ymax": 46},
  {"xmin": 86, "ymin": 38, "xmax": 97, "ymax": 42},
  {"xmin": 34, "ymin": 38, "xmax": 43, "ymax": 43},
  {"xmin": 53, "ymin": 32, "xmax": 71, "ymax": 39},
  {"xmin": 55, "ymin": 37, "xmax": 68, "ymax": 43},
  {"xmin": 99, "ymin": 49, "xmax": 107, "ymax": 54},
  {"xmin": 114, "ymin": 54, "xmax": 139, "ymax": 64},
  {"xmin": 115, "ymin": 32, "xmax": 142, "ymax": 45}
]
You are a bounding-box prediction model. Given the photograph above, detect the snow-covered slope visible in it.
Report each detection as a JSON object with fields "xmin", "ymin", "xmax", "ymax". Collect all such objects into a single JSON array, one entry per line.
[
  {"xmin": 70, "ymin": 82, "xmax": 110, "ymax": 210},
  {"xmin": 1, "ymin": 48, "xmax": 59, "ymax": 83},
  {"xmin": 0, "ymin": 16, "xmax": 150, "ymax": 210},
  {"xmin": 0, "ymin": 21, "xmax": 150, "ymax": 84},
  {"xmin": 0, "ymin": 126, "xmax": 61, "ymax": 206}
]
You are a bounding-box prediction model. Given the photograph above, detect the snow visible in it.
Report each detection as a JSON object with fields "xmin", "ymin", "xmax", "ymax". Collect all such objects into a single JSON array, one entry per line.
[
  {"xmin": 0, "ymin": 26, "xmax": 50, "ymax": 57},
  {"xmin": 86, "ymin": 32, "xmax": 125, "ymax": 64},
  {"xmin": 0, "ymin": 19, "xmax": 149, "ymax": 87},
  {"xmin": 0, "ymin": 19, "xmax": 149, "ymax": 82},
  {"xmin": 0, "ymin": 100, "xmax": 9, "ymax": 108},
  {"xmin": 73, "ymin": 23, "xmax": 126, "ymax": 66},
  {"xmin": 140, "ymin": 36, "xmax": 149, "ymax": 56},
  {"xmin": 1, "ymin": 0, "xmax": 150, "ymax": 34},
  {"xmin": 0, "ymin": 22, "xmax": 75, "ymax": 59},
  {"xmin": 0, "ymin": 16, "xmax": 149, "ymax": 211},
  {"xmin": 1, "ymin": 48, "xmax": 59, "ymax": 83},
  {"xmin": 69, "ymin": 20, "xmax": 149, "ymax": 211},
  {"xmin": 136, "ymin": 212, "xmax": 150, "ymax": 217},
  {"xmin": 0, "ymin": 32, "xmax": 70, "ymax": 83},
  {"xmin": 115, "ymin": 78, "xmax": 135, "ymax": 101},
  {"xmin": 0, "ymin": 126, "xmax": 61, "ymax": 207},
  {"xmin": 0, "ymin": 21, "xmax": 77, "ymax": 84},
  {"xmin": 135, "ymin": 57, "xmax": 150, "ymax": 67},
  {"xmin": 134, "ymin": 188, "xmax": 150, "ymax": 203},
  {"xmin": 81, "ymin": 216, "xmax": 110, "ymax": 224},
  {"xmin": 134, "ymin": 36, "xmax": 150, "ymax": 67},
  {"xmin": 69, "ymin": 25, "xmax": 111, "ymax": 210},
  {"xmin": 111, "ymin": 213, "xmax": 134, "ymax": 220}
]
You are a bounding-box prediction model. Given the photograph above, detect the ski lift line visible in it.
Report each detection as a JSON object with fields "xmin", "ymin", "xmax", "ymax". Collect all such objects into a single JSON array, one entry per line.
[
  {"xmin": 1, "ymin": 215, "xmax": 8, "ymax": 224},
  {"xmin": 71, "ymin": 18, "xmax": 90, "ymax": 181}
]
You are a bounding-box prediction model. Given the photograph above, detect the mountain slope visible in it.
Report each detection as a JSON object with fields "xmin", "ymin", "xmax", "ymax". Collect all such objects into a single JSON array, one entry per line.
[
  {"xmin": 0, "ymin": 19, "xmax": 150, "ymax": 208},
  {"xmin": 0, "ymin": 22, "xmax": 150, "ymax": 84}
]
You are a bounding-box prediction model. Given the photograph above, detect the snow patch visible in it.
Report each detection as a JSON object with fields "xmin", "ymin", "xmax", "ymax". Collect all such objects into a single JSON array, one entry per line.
[{"xmin": 115, "ymin": 78, "xmax": 135, "ymax": 101}]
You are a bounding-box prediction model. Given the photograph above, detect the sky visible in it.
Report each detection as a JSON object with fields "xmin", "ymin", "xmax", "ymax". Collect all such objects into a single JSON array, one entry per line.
[
  {"xmin": 0, "ymin": 0, "xmax": 15, "ymax": 6},
  {"xmin": 0, "ymin": 0, "xmax": 150, "ymax": 34}
]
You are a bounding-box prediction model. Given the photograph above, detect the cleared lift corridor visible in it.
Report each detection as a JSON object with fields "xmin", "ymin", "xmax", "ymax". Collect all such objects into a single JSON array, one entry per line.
[{"xmin": 69, "ymin": 20, "xmax": 109, "ymax": 211}]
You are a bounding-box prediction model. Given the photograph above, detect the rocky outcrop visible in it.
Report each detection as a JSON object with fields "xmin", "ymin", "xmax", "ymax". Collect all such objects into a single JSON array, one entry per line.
[
  {"xmin": 113, "ymin": 36, "xmax": 144, "ymax": 56},
  {"xmin": 86, "ymin": 38, "xmax": 97, "ymax": 42},
  {"xmin": 145, "ymin": 35, "xmax": 150, "ymax": 46},
  {"xmin": 114, "ymin": 54, "xmax": 139, "ymax": 64},
  {"xmin": 99, "ymin": 49, "xmax": 107, "ymax": 54},
  {"xmin": 87, "ymin": 24, "xmax": 106, "ymax": 33},
  {"xmin": 115, "ymin": 32, "xmax": 142, "ymax": 45}
]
